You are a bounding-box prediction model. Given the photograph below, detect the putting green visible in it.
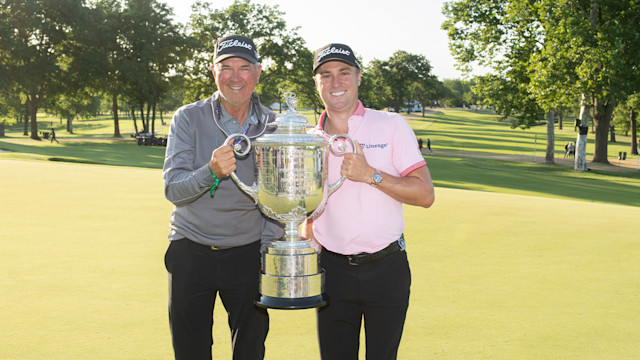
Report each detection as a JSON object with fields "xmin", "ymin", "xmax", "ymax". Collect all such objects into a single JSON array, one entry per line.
[{"xmin": 1, "ymin": 159, "xmax": 638, "ymax": 359}]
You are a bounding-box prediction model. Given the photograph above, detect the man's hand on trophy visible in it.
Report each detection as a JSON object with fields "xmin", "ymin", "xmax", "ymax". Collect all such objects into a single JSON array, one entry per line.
[
  {"xmin": 209, "ymin": 143, "xmax": 236, "ymax": 178},
  {"xmin": 299, "ymin": 218, "xmax": 315, "ymax": 240},
  {"xmin": 340, "ymin": 140, "xmax": 373, "ymax": 184}
]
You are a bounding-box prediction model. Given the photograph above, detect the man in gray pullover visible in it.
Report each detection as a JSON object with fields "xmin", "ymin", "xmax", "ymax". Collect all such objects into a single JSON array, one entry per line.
[{"xmin": 163, "ymin": 34, "xmax": 283, "ymax": 360}]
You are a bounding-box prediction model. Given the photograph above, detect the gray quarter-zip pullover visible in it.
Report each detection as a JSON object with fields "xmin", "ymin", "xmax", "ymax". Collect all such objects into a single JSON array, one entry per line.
[{"xmin": 163, "ymin": 91, "xmax": 283, "ymax": 249}]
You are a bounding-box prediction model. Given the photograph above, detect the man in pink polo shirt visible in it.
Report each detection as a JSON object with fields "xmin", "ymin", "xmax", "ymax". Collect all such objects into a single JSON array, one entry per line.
[{"xmin": 303, "ymin": 43, "xmax": 435, "ymax": 359}]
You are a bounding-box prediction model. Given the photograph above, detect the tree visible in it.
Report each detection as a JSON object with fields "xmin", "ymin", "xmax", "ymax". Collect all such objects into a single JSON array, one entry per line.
[
  {"xmin": 280, "ymin": 47, "xmax": 322, "ymax": 116},
  {"xmin": 51, "ymin": 2, "xmax": 110, "ymax": 135},
  {"xmin": 157, "ymin": 75, "xmax": 188, "ymax": 123},
  {"xmin": 362, "ymin": 60, "xmax": 392, "ymax": 110},
  {"xmin": 120, "ymin": 0, "xmax": 190, "ymax": 134},
  {"xmin": 473, "ymin": 74, "xmax": 544, "ymax": 127},
  {"xmin": 0, "ymin": 0, "xmax": 84, "ymax": 140},
  {"xmin": 79, "ymin": 0, "xmax": 127, "ymax": 137},
  {"xmin": 441, "ymin": 79, "xmax": 477, "ymax": 109},
  {"xmin": 0, "ymin": 87, "xmax": 25, "ymax": 127},
  {"xmin": 367, "ymin": 51, "xmax": 434, "ymax": 113},
  {"xmin": 444, "ymin": 0, "xmax": 561, "ymax": 164},
  {"xmin": 629, "ymin": 95, "xmax": 640, "ymax": 156},
  {"xmin": 612, "ymin": 94, "xmax": 640, "ymax": 155},
  {"xmin": 532, "ymin": 0, "xmax": 640, "ymax": 167},
  {"xmin": 44, "ymin": 92, "xmax": 100, "ymax": 133},
  {"xmin": 185, "ymin": 0, "xmax": 307, "ymax": 107},
  {"xmin": 409, "ymin": 76, "xmax": 443, "ymax": 116},
  {"xmin": 443, "ymin": 0, "xmax": 640, "ymax": 168}
]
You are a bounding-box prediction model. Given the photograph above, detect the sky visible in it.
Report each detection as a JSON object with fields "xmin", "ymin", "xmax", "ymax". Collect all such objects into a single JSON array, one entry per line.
[{"xmin": 162, "ymin": 0, "xmax": 468, "ymax": 80}]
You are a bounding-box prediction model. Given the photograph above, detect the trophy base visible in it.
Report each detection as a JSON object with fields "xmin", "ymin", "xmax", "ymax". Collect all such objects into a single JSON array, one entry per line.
[{"xmin": 255, "ymin": 294, "xmax": 328, "ymax": 310}]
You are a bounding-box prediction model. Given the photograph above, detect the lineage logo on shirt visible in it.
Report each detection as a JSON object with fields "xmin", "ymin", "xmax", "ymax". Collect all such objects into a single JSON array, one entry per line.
[{"xmin": 360, "ymin": 143, "xmax": 388, "ymax": 150}]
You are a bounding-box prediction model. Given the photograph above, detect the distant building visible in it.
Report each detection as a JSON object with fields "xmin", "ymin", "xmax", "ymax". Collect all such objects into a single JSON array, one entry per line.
[
  {"xmin": 389, "ymin": 100, "xmax": 422, "ymax": 113},
  {"xmin": 270, "ymin": 102, "xmax": 284, "ymax": 111}
]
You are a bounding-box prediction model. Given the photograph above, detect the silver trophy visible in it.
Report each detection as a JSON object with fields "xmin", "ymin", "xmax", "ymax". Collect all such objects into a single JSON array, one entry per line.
[{"xmin": 226, "ymin": 92, "xmax": 354, "ymax": 309}]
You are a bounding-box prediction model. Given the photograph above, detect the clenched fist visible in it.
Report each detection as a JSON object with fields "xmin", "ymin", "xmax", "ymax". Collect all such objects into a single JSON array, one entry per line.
[
  {"xmin": 209, "ymin": 141, "xmax": 236, "ymax": 178},
  {"xmin": 340, "ymin": 141, "xmax": 374, "ymax": 184}
]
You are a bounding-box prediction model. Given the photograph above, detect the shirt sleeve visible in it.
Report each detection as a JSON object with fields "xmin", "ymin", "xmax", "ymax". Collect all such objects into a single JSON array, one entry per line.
[{"xmin": 163, "ymin": 109, "xmax": 216, "ymax": 206}]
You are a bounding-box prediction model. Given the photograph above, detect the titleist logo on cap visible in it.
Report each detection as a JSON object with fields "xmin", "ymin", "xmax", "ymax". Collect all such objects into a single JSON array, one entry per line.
[
  {"xmin": 312, "ymin": 43, "xmax": 359, "ymax": 73},
  {"xmin": 218, "ymin": 39, "xmax": 253, "ymax": 51},
  {"xmin": 317, "ymin": 46, "xmax": 351, "ymax": 61}
]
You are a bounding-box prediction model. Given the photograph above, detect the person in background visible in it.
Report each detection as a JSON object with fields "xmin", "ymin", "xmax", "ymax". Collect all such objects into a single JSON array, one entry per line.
[
  {"xmin": 303, "ymin": 43, "xmax": 435, "ymax": 360},
  {"xmin": 50, "ymin": 128, "xmax": 58, "ymax": 143},
  {"xmin": 163, "ymin": 34, "xmax": 283, "ymax": 360},
  {"xmin": 568, "ymin": 141, "xmax": 575, "ymax": 158}
]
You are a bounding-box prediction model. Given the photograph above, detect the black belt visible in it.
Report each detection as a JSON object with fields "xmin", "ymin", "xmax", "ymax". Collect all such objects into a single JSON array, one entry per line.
[
  {"xmin": 181, "ymin": 238, "xmax": 259, "ymax": 251},
  {"xmin": 323, "ymin": 235, "xmax": 405, "ymax": 266}
]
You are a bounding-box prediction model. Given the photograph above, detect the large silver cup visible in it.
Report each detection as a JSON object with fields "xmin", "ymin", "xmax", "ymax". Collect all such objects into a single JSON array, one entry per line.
[{"xmin": 226, "ymin": 92, "xmax": 353, "ymax": 309}]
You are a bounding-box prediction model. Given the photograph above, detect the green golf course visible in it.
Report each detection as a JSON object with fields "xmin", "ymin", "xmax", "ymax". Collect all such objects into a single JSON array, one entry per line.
[{"xmin": 1, "ymin": 108, "xmax": 639, "ymax": 359}]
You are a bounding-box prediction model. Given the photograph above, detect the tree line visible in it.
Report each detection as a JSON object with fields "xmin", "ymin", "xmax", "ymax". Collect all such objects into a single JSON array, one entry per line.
[
  {"xmin": 443, "ymin": 0, "xmax": 640, "ymax": 166},
  {"xmin": 1, "ymin": 0, "xmax": 477, "ymax": 141}
]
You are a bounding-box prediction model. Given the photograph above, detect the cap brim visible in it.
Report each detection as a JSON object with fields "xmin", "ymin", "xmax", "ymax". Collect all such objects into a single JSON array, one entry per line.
[
  {"xmin": 313, "ymin": 57, "xmax": 359, "ymax": 74},
  {"xmin": 214, "ymin": 53, "xmax": 258, "ymax": 64}
]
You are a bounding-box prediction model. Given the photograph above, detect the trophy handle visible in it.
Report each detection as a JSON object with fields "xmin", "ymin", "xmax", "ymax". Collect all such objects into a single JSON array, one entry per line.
[
  {"xmin": 326, "ymin": 133, "xmax": 356, "ymax": 195},
  {"xmin": 225, "ymin": 133, "xmax": 252, "ymax": 156},
  {"xmin": 225, "ymin": 133, "xmax": 259, "ymax": 204},
  {"xmin": 284, "ymin": 92, "xmax": 297, "ymax": 111}
]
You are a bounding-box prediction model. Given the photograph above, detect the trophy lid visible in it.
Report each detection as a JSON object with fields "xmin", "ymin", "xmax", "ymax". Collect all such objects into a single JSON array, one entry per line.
[{"xmin": 255, "ymin": 92, "xmax": 325, "ymax": 146}]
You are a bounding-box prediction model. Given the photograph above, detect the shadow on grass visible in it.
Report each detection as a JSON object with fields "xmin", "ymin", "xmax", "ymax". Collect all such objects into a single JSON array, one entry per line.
[
  {"xmin": 0, "ymin": 139, "xmax": 165, "ymax": 169},
  {"xmin": 49, "ymin": 157, "xmax": 104, "ymax": 165},
  {"xmin": 426, "ymin": 155, "xmax": 640, "ymax": 207}
]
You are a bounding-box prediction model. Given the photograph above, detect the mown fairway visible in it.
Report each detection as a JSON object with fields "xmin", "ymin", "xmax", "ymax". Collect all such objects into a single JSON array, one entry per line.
[{"xmin": 1, "ymin": 108, "xmax": 639, "ymax": 359}]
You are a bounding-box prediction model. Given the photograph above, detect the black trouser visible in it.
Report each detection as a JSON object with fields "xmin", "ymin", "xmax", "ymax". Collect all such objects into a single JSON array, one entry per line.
[
  {"xmin": 317, "ymin": 247, "xmax": 411, "ymax": 360},
  {"xmin": 165, "ymin": 239, "xmax": 268, "ymax": 360}
]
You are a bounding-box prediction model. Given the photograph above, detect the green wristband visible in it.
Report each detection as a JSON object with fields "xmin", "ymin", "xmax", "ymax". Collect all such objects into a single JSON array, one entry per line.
[{"xmin": 209, "ymin": 167, "xmax": 221, "ymax": 196}]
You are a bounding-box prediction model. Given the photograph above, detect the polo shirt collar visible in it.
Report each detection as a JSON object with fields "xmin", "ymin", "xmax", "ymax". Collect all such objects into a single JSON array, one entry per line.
[
  {"xmin": 219, "ymin": 101, "xmax": 259, "ymax": 133},
  {"xmin": 318, "ymin": 100, "xmax": 365, "ymax": 131}
]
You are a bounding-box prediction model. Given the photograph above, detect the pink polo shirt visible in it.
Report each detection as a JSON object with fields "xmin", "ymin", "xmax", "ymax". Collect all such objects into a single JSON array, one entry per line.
[{"xmin": 311, "ymin": 101, "xmax": 427, "ymax": 255}]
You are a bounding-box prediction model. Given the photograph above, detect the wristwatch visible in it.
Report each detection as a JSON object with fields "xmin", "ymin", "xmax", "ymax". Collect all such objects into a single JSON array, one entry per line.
[{"xmin": 371, "ymin": 169, "xmax": 383, "ymax": 186}]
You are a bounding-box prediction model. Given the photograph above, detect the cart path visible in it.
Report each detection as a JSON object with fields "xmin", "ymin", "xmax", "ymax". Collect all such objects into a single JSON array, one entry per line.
[{"xmin": 426, "ymin": 149, "xmax": 639, "ymax": 172}]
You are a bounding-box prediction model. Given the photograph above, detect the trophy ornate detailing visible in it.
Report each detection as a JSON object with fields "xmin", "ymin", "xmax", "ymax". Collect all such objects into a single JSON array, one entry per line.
[{"xmin": 226, "ymin": 92, "xmax": 354, "ymax": 309}]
